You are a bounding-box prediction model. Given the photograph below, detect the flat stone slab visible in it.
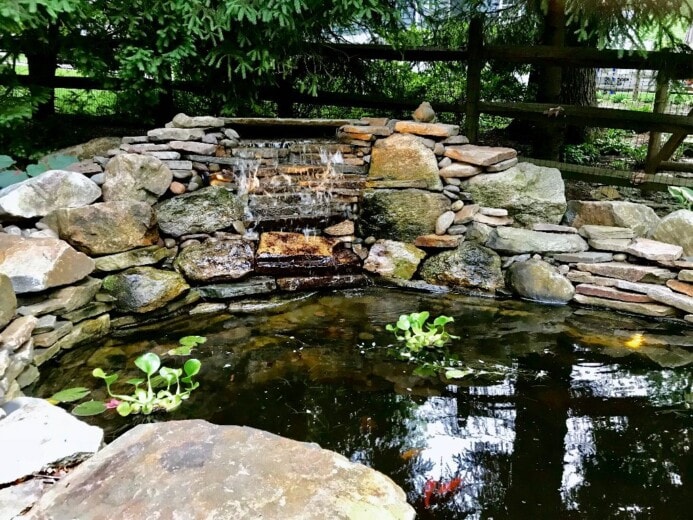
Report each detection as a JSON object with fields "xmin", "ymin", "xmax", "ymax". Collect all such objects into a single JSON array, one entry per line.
[
  {"xmin": 414, "ymin": 234, "xmax": 462, "ymax": 248},
  {"xmin": 680, "ymin": 270, "xmax": 693, "ymax": 282},
  {"xmin": 647, "ymin": 286, "xmax": 693, "ymax": 313},
  {"xmin": 394, "ymin": 121, "xmax": 458, "ymax": 137},
  {"xmin": 575, "ymin": 284, "xmax": 654, "ymax": 303},
  {"xmin": 588, "ymin": 238, "xmax": 632, "ymax": 252},
  {"xmin": 486, "ymin": 157, "xmax": 518, "ymax": 172},
  {"xmin": 485, "ymin": 227, "xmax": 588, "ymax": 254},
  {"xmin": 0, "ymin": 397, "xmax": 103, "ymax": 485},
  {"xmin": 553, "ymin": 252, "xmax": 613, "ymax": 263},
  {"xmin": 276, "ymin": 274, "xmax": 367, "ymax": 291},
  {"xmin": 439, "ymin": 163, "xmax": 482, "ymax": 178},
  {"xmin": 197, "ymin": 278, "xmax": 278, "ymax": 299},
  {"xmin": 573, "ymin": 294, "xmax": 677, "ymax": 317},
  {"xmin": 576, "ymin": 262, "xmax": 677, "ymax": 284},
  {"xmin": 532, "ymin": 223, "xmax": 578, "ymax": 234},
  {"xmin": 579, "ymin": 225, "xmax": 635, "ymax": 240},
  {"xmin": 24, "ymin": 421, "xmax": 414, "ymax": 520},
  {"xmin": 444, "ymin": 145, "xmax": 517, "ymax": 167},
  {"xmin": 667, "ymin": 279, "xmax": 693, "ymax": 297},
  {"xmin": 625, "ymin": 238, "xmax": 683, "ymax": 262}
]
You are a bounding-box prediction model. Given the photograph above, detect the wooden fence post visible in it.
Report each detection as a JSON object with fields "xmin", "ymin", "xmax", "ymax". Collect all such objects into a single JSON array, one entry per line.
[
  {"xmin": 645, "ymin": 71, "xmax": 670, "ymax": 174},
  {"xmin": 465, "ymin": 16, "xmax": 484, "ymax": 143}
]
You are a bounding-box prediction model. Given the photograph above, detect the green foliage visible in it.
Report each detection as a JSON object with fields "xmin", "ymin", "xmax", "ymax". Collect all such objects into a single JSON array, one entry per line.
[
  {"xmin": 72, "ymin": 400, "xmax": 108, "ymax": 416},
  {"xmin": 0, "ymin": 153, "xmax": 78, "ymax": 188},
  {"xmin": 167, "ymin": 335, "xmax": 207, "ymax": 356},
  {"xmin": 668, "ymin": 186, "xmax": 693, "ymax": 210},
  {"xmin": 386, "ymin": 312, "xmax": 458, "ymax": 353},
  {"xmin": 48, "ymin": 387, "xmax": 91, "ymax": 404},
  {"xmin": 563, "ymin": 129, "xmax": 648, "ymax": 169}
]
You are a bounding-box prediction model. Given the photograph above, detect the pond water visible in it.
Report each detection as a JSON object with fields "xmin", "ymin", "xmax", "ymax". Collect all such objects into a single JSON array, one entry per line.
[{"xmin": 33, "ymin": 288, "xmax": 692, "ymax": 519}]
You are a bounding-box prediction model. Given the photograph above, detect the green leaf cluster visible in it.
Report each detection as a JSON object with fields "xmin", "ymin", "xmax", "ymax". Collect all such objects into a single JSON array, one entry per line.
[
  {"xmin": 385, "ymin": 311, "xmax": 458, "ymax": 353},
  {"xmin": 668, "ymin": 186, "xmax": 693, "ymax": 211},
  {"xmin": 0, "ymin": 153, "xmax": 77, "ymax": 188}
]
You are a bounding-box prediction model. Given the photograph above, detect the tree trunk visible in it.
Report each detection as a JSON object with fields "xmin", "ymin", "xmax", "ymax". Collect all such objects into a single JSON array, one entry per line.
[
  {"xmin": 561, "ymin": 29, "xmax": 597, "ymax": 143},
  {"xmin": 26, "ymin": 24, "xmax": 59, "ymax": 120}
]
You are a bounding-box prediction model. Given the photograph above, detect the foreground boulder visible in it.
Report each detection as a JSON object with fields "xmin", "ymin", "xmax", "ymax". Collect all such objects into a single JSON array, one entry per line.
[
  {"xmin": 48, "ymin": 201, "xmax": 159, "ymax": 255},
  {"xmin": 651, "ymin": 210, "xmax": 693, "ymax": 257},
  {"xmin": 507, "ymin": 259, "xmax": 575, "ymax": 304},
  {"xmin": 462, "ymin": 162, "xmax": 566, "ymax": 226},
  {"xmin": 102, "ymin": 267, "xmax": 189, "ymax": 313},
  {"xmin": 0, "ymin": 170, "xmax": 101, "ymax": 219},
  {"xmin": 102, "ymin": 153, "xmax": 173, "ymax": 204},
  {"xmin": 0, "ymin": 235, "xmax": 94, "ymax": 293},
  {"xmin": 25, "ymin": 421, "xmax": 415, "ymax": 520},
  {"xmin": 420, "ymin": 242, "xmax": 504, "ymax": 293}
]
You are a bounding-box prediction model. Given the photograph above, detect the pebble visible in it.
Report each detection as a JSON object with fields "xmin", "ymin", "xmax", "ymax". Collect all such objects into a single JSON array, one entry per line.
[
  {"xmin": 451, "ymin": 200, "xmax": 464, "ymax": 212},
  {"xmin": 613, "ymin": 253, "xmax": 627, "ymax": 262},
  {"xmin": 180, "ymin": 239, "xmax": 202, "ymax": 249},
  {"xmin": 364, "ymin": 236, "xmax": 376, "ymax": 245},
  {"xmin": 435, "ymin": 211, "xmax": 456, "ymax": 235},
  {"xmin": 164, "ymin": 238, "xmax": 177, "ymax": 248},
  {"xmin": 438, "ymin": 157, "xmax": 452, "ymax": 169},
  {"xmin": 444, "ymin": 184, "xmax": 461, "ymax": 193},
  {"xmin": 169, "ymin": 181, "xmax": 186, "ymax": 195},
  {"xmin": 443, "ymin": 190, "xmax": 459, "ymax": 200}
]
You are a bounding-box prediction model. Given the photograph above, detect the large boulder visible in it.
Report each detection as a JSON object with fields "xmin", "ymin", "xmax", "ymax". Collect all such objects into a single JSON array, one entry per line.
[
  {"xmin": 24, "ymin": 421, "xmax": 415, "ymax": 520},
  {"xmin": 360, "ymin": 189, "xmax": 450, "ymax": 242},
  {"xmin": 420, "ymin": 242, "xmax": 504, "ymax": 293},
  {"xmin": 484, "ymin": 227, "xmax": 589, "ymax": 255},
  {"xmin": 155, "ymin": 187, "xmax": 245, "ymax": 237},
  {"xmin": 651, "ymin": 210, "xmax": 693, "ymax": 257},
  {"xmin": 175, "ymin": 239, "xmax": 255, "ymax": 282},
  {"xmin": 48, "ymin": 201, "xmax": 159, "ymax": 255},
  {"xmin": 363, "ymin": 240, "xmax": 426, "ymax": 280},
  {"xmin": 506, "ymin": 258, "xmax": 575, "ymax": 304},
  {"xmin": 0, "ymin": 398, "xmax": 103, "ymax": 485},
  {"xmin": 102, "ymin": 153, "xmax": 173, "ymax": 204},
  {"xmin": 563, "ymin": 201, "xmax": 660, "ymax": 237},
  {"xmin": 0, "ymin": 274, "xmax": 16, "ymax": 329},
  {"xmin": 102, "ymin": 267, "xmax": 189, "ymax": 313},
  {"xmin": 0, "ymin": 235, "xmax": 94, "ymax": 293},
  {"xmin": 462, "ymin": 162, "xmax": 566, "ymax": 226},
  {"xmin": 43, "ymin": 137, "xmax": 121, "ymax": 161},
  {"xmin": 0, "ymin": 170, "xmax": 101, "ymax": 219},
  {"xmin": 367, "ymin": 133, "xmax": 443, "ymax": 190}
]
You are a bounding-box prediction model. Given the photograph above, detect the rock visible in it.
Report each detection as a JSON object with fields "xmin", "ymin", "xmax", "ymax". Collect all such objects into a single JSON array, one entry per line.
[
  {"xmin": 94, "ymin": 246, "xmax": 174, "ymax": 272},
  {"xmin": 102, "ymin": 153, "xmax": 173, "ymax": 204},
  {"xmin": 102, "ymin": 267, "xmax": 190, "ymax": 313},
  {"xmin": 341, "ymin": 125, "xmax": 391, "ymax": 137},
  {"xmin": 679, "ymin": 270, "xmax": 693, "ymax": 282},
  {"xmin": 451, "ymin": 200, "xmax": 464, "ymax": 211},
  {"xmin": 367, "ymin": 134, "xmax": 443, "ymax": 190},
  {"xmin": 49, "ymin": 201, "xmax": 159, "ymax": 255},
  {"xmin": 171, "ymin": 113, "xmax": 224, "ymax": 128},
  {"xmin": 626, "ymin": 238, "xmax": 683, "ymax": 262},
  {"xmin": 532, "ymin": 223, "xmax": 578, "ymax": 234},
  {"xmin": 572, "ymin": 294, "xmax": 677, "ymax": 317},
  {"xmin": 466, "ymin": 221, "xmax": 493, "ymax": 244},
  {"xmin": 446, "ymin": 224, "xmax": 467, "ymax": 235},
  {"xmin": 44, "ymin": 137, "xmax": 121, "ymax": 161},
  {"xmin": 473, "ymin": 213, "xmax": 514, "ymax": 227},
  {"xmin": 414, "ymin": 234, "xmax": 462, "ymax": 248},
  {"xmin": 33, "ymin": 314, "xmax": 57, "ymax": 334},
  {"xmin": 412, "ymin": 101, "xmax": 436, "ymax": 122},
  {"xmin": 147, "ymin": 127, "xmax": 206, "ymax": 141},
  {"xmin": 25, "ymin": 420, "xmax": 414, "ymax": 520},
  {"xmin": 486, "ymin": 157, "xmax": 518, "ymax": 172},
  {"xmin": 168, "ymin": 140, "xmax": 217, "ymax": 155},
  {"xmin": 587, "ymin": 238, "xmax": 632, "ymax": 252},
  {"xmin": 436, "ymin": 211, "xmax": 455, "ymax": 234},
  {"xmin": 0, "ymin": 235, "xmax": 94, "ymax": 294},
  {"xmin": 174, "ymin": 239, "xmax": 254, "ymax": 282},
  {"xmin": 197, "ymin": 278, "xmax": 278, "ymax": 299},
  {"xmin": 420, "ymin": 242, "xmax": 504, "ymax": 293},
  {"xmin": 169, "ymin": 181, "xmax": 186, "ymax": 195},
  {"xmin": 454, "ymin": 204, "xmax": 480, "ymax": 224},
  {"xmin": 61, "ymin": 302, "xmax": 112, "ymax": 323},
  {"xmin": 0, "ymin": 316, "xmax": 37, "ymax": 351},
  {"xmin": 444, "ymin": 144, "xmax": 516, "ymax": 166},
  {"xmin": 394, "ymin": 121, "xmax": 458, "ymax": 137},
  {"xmin": 651, "ymin": 210, "xmax": 693, "ymax": 256},
  {"xmin": 0, "ymin": 397, "xmax": 103, "ymax": 485},
  {"xmin": 553, "ymin": 252, "xmax": 613, "ymax": 263},
  {"xmin": 439, "ymin": 163, "xmax": 482, "ymax": 178},
  {"xmin": 462, "ymin": 162, "xmax": 566, "ymax": 226},
  {"xmin": 362, "ymin": 240, "xmax": 426, "ymax": 280},
  {"xmin": 33, "ymin": 321, "xmax": 72, "ymax": 348},
  {"xmin": 575, "ymin": 284, "xmax": 654, "ymax": 303},
  {"xmin": 0, "ymin": 274, "xmax": 16, "ymax": 329},
  {"xmin": 479, "ymin": 207, "xmax": 508, "ymax": 217},
  {"xmin": 484, "ymin": 227, "xmax": 589, "ymax": 254},
  {"xmin": 563, "ymin": 201, "xmax": 660, "ymax": 237},
  {"xmin": 507, "ymin": 259, "xmax": 575, "ymax": 304},
  {"xmin": 324, "ymin": 220, "xmax": 355, "ymax": 236},
  {"xmin": 360, "ymin": 189, "xmax": 450, "ymax": 242},
  {"xmin": 52, "ymin": 314, "xmax": 110, "ymax": 350},
  {"xmin": 17, "ymin": 277, "xmax": 102, "ymax": 317},
  {"xmin": 0, "ymin": 474, "xmax": 49, "ymax": 520},
  {"xmin": 578, "ymin": 225, "xmax": 635, "ymax": 240},
  {"xmin": 576, "ymin": 262, "xmax": 676, "ymax": 284},
  {"xmin": 277, "ymin": 274, "xmax": 367, "ymax": 292},
  {"xmin": 0, "ymin": 170, "xmax": 101, "ymax": 219},
  {"xmin": 646, "ymin": 286, "xmax": 693, "ymax": 313},
  {"xmin": 155, "ymin": 187, "xmax": 245, "ymax": 238}
]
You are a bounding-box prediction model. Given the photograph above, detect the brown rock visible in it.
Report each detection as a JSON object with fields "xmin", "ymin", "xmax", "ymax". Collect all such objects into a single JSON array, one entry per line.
[
  {"xmin": 587, "ymin": 238, "xmax": 632, "ymax": 252},
  {"xmin": 412, "ymin": 101, "xmax": 436, "ymax": 122},
  {"xmin": 368, "ymin": 134, "xmax": 442, "ymax": 190},
  {"xmin": 576, "ymin": 262, "xmax": 676, "ymax": 284},
  {"xmin": 667, "ymin": 279, "xmax": 693, "ymax": 297},
  {"xmin": 444, "ymin": 145, "xmax": 516, "ymax": 167},
  {"xmin": 473, "ymin": 213, "xmax": 513, "ymax": 227},
  {"xmin": 169, "ymin": 181, "xmax": 186, "ymax": 195},
  {"xmin": 454, "ymin": 204, "xmax": 480, "ymax": 224},
  {"xmin": 414, "ymin": 234, "xmax": 462, "ymax": 248},
  {"xmin": 646, "ymin": 286, "xmax": 693, "ymax": 313},
  {"xmin": 341, "ymin": 125, "xmax": 391, "ymax": 137},
  {"xmin": 579, "ymin": 225, "xmax": 635, "ymax": 240},
  {"xmin": 324, "ymin": 220, "xmax": 355, "ymax": 236},
  {"xmin": 625, "ymin": 238, "xmax": 683, "ymax": 262},
  {"xmin": 0, "ymin": 316, "xmax": 37, "ymax": 351},
  {"xmin": 572, "ymin": 294, "xmax": 677, "ymax": 317},
  {"xmin": 485, "ymin": 157, "xmax": 518, "ymax": 172},
  {"xmin": 439, "ymin": 163, "xmax": 482, "ymax": 178},
  {"xmin": 394, "ymin": 121, "xmax": 459, "ymax": 137},
  {"xmin": 575, "ymin": 284, "xmax": 654, "ymax": 303}
]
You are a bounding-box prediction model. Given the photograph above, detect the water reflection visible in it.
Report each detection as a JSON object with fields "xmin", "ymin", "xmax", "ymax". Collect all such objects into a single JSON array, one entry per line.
[{"xmin": 32, "ymin": 289, "xmax": 692, "ymax": 519}]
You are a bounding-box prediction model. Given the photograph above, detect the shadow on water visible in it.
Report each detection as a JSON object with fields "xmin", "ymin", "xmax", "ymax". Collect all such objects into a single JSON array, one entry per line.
[{"xmin": 32, "ymin": 288, "xmax": 692, "ymax": 519}]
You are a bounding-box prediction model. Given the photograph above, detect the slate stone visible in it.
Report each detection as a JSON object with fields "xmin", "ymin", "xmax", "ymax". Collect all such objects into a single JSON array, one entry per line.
[
  {"xmin": 276, "ymin": 274, "xmax": 367, "ymax": 291},
  {"xmin": 532, "ymin": 223, "xmax": 578, "ymax": 234},
  {"xmin": 17, "ymin": 277, "xmax": 102, "ymax": 317},
  {"xmin": 484, "ymin": 227, "xmax": 589, "ymax": 255},
  {"xmin": 665, "ymin": 279, "xmax": 693, "ymax": 297},
  {"xmin": 51, "ymin": 314, "xmax": 110, "ymax": 350},
  {"xmin": 572, "ymin": 294, "xmax": 677, "ymax": 317},
  {"xmin": 171, "ymin": 113, "xmax": 224, "ymax": 128},
  {"xmin": 575, "ymin": 262, "xmax": 676, "ymax": 284},
  {"xmin": 646, "ymin": 286, "xmax": 693, "ymax": 313},
  {"xmin": 414, "ymin": 234, "xmax": 463, "ymax": 248},
  {"xmin": 575, "ymin": 284, "xmax": 654, "ymax": 303},
  {"xmin": 439, "ymin": 163, "xmax": 482, "ymax": 178},
  {"xmin": 578, "ymin": 225, "xmax": 635, "ymax": 240},
  {"xmin": 168, "ymin": 140, "xmax": 218, "ymax": 155},
  {"xmin": 587, "ymin": 238, "xmax": 632, "ymax": 252},
  {"xmin": 651, "ymin": 209, "xmax": 693, "ymax": 257},
  {"xmin": 94, "ymin": 246, "xmax": 175, "ymax": 272},
  {"xmin": 147, "ymin": 127, "xmax": 206, "ymax": 141},
  {"xmin": 444, "ymin": 144, "xmax": 516, "ymax": 166},
  {"xmin": 0, "ymin": 274, "xmax": 16, "ymax": 329},
  {"xmin": 553, "ymin": 252, "xmax": 613, "ymax": 263},
  {"xmin": 563, "ymin": 201, "xmax": 660, "ymax": 237},
  {"xmin": 485, "ymin": 157, "xmax": 518, "ymax": 172},
  {"xmin": 197, "ymin": 278, "xmax": 278, "ymax": 299},
  {"xmin": 626, "ymin": 238, "xmax": 683, "ymax": 262},
  {"xmin": 394, "ymin": 121, "xmax": 458, "ymax": 137},
  {"xmin": 679, "ymin": 270, "xmax": 693, "ymax": 282}
]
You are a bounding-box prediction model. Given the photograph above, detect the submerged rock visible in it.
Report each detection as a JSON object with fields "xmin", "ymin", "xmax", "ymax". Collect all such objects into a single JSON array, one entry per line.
[
  {"xmin": 102, "ymin": 267, "xmax": 189, "ymax": 313},
  {"xmin": 507, "ymin": 259, "xmax": 575, "ymax": 304},
  {"xmin": 24, "ymin": 421, "xmax": 415, "ymax": 520},
  {"xmin": 420, "ymin": 242, "xmax": 504, "ymax": 294},
  {"xmin": 174, "ymin": 239, "xmax": 255, "ymax": 282}
]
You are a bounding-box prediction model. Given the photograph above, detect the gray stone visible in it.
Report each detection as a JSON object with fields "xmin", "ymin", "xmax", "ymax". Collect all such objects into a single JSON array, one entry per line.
[
  {"xmin": 473, "ymin": 213, "xmax": 514, "ymax": 227},
  {"xmin": 651, "ymin": 210, "xmax": 693, "ymax": 257},
  {"xmin": 579, "ymin": 225, "xmax": 635, "ymax": 240},
  {"xmin": 447, "ymin": 224, "xmax": 467, "ymax": 235},
  {"xmin": 575, "ymin": 284, "xmax": 654, "ymax": 303},
  {"xmin": 175, "ymin": 239, "xmax": 254, "ymax": 282},
  {"xmin": 462, "ymin": 162, "xmax": 567, "ymax": 226},
  {"xmin": 436, "ymin": 211, "xmax": 455, "ymax": 235},
  {"xmin": 52, "ymin": 314, "xmax": 110, "ymax": 350},
  {"xmin": 94, "ymin": 246, "xmax": 174, "ymax": 272},
  {"xmin": 24, "ymin": 421, "xmax": 414, "ymax": 520},
  {"xmin": 420, "ymin": 242, "xmax": 504, "ymax": 293},
  {"xmin": 49, "ymin": 201, "xmax": 159, "ymax": 255},
  {"xmin": 147, "ymin": 127, "xmax": 206, "ymax": 141},
  {"xmin": 572, "ymin": 294, "xmax": 677, "ymax": 317},
  {"xmin": 171, "ymin": 113, "xmax": 224, "ymax": 128},
  {"xmin": 553, "ymin": 252, "xmax": 614, "ymax": 263},
  {"xmin": 576, "ymin": 262, "xmax": 676, "ymax": 284},
  {"xmin": 102, "ymin": 267, "xmax": 189, "ymax": 313},
  {"xmin": 61, "ymin": 302, "xmax": 112, "ymax": 323},
  {"xmin": 626, "ymin": 238, "xmax": 683, "ymax": 262},
  {"xmin": 0, "ymin": 170, "xmax": 100, "ymax": 219},
  {"xmin": 16, "ymin": 364, "xmax": 39, "ymax": 388},
  {"xmin": 189, "ymin": 302, "xmax": 228, "ymax": 315},
  {"xmin": 646, "ymin": 286, "xmax": 693, "ymax": 313},
  {"xmin": 680, "ymin": 270, "xmax": 693, "ymax": 282},
  {"xmin": 197, "ymin": 278, "xmax": 278, "ymax": 299},
  {"xmin": 0, "ymin": 473, "xmax": 49, "ymax": 519},
  {"xmin": 0, "ymin": 274, "xmax": 16, "ymax": 329},
  {"xmin": 0, "ymin": 397, "xmax": 103, "ymax": 485},
  {"xmin": 479, "ymin": 207, "xmax": 508, "ymax": 217},
  {"xmin": 439, "ymin": 163, "xmax": 482, "ymax": 178},
  {"xmin": 532, "ymin": 223, "xmax": 578, "ymax": 234},
  {"xmin": 367, "ymin": 134, "xmax": 443, "ymax": 190},
  {"xmin": 486, "ymin": 157, "xmax": 518, "ymax": 172},
  {"xmin": 103, "ymin": 153, "xmax": 173, "ymax": 204},
  {"xmin": 442, "ymin": 135, "xmax": 469, "ymax": 145},
  {"xmin": 0, "ymin": 235, "xmax": 94, "ymax": 294},
  {"xmin": 563, "ymin": 201, "xmax": 660, "ymax": 237},
  {"xmin": 162, "ymin": 160, "xmax": 193, "ymax": 170},
  {"xmin": 169, "ymin": 140, "xmax": 218, "ymax": 155},
  {"xmin": 454, "ymin": 204, "xmax": 480, "ymax": 224},
  {"xmin": 360, "ymin": 189, "xmax": 450, "ymax": 242},
  {"xmin": 17, "ymin": 277, "xmax": 102, "ymax": 317},
  {"xmin": 0, "ymin": 316, "xmax": 37, "ymax": 352},
  {"xmin": 33, "ymin": 321, "xmax": 72, "ymax": 348},
  {"xmin": 507, "ymin": 259, "xmax": 575, "ymax": 304},
  {"xmin": 485, "ymin": 227, "xmax": 589, "ymax": 255},
  {"xmin": 33, "ymin": 313, "xmax": 57, "ymax": 333},
  {"xmin": 146, "ymin": 151, "xmax": 181, "ymax": 160},
  {"xmin": 155, "ymin": 187, "xmax": 245, "ymax": 238},
  {"xmin": 588, "ymin": 238, "xmax": 632, "ymax": 252},
  {"xmin": 444, "ymin": 145, "xmax": 516, "ymax": 166},
  {"xmin": 363, "ymin": 240, "xmax": 426, "ymax": 280},
  {"xmin": 466, "ymin": 221, "xmax": 493, "ymax": 244},
  {"xmin": 32, "ymin": 343, "xmax": 61, "ymax": 366}
]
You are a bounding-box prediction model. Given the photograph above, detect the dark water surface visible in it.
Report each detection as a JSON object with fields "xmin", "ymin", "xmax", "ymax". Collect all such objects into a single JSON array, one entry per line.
[{"xmin": 33, "ymin": 289, "xmax": 692, "ymax": 519}]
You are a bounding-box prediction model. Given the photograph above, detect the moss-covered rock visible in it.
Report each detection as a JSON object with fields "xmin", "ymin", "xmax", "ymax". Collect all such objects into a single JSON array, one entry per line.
[
  {"xmin": 362, "ymin": 240, "xmax": 426, "ymax": 280},
  {"xmin": 420, "ymin": 242, "xmax": 504, "ymax": 294},
  {"xmin": 367, "ymin": 134, "xmax": 443, "ymax": 190},
  {"xmin": 506, "ymin": 258, "xmax": 574, "ymax": 304},
  {"xmin": 102, "ymin": 267, "xmax": 189, "ymax": 313}
]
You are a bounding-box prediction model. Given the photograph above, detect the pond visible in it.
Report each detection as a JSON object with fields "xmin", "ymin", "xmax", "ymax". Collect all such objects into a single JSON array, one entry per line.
[{"xmin": 32, "ymin": 288, "xmax": 692, "ymax": 519}]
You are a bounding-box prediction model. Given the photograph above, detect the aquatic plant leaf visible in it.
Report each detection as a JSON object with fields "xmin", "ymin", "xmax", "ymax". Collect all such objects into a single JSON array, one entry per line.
[
  {"xmin": 92, "ymin": 368, "xmax": 118, "ymax": 386},
  {"xmin": 167, "ymin": 345, "xmax": 193, "ymax": 356},
  {"xmin": 179, "ymin": 335, "xmax": 207, "ymax": 347},
  {"xmin": 0, "ymin": 170, "xmax": 29, "ymax": 188},
  {"xmin": 25, "ymin": 163, "xmax": 47, "ymax": 177},
  {"xmin": 72, "ymin": 400, "xmax": 107, "ymax": 416},
  {"xmin": 44, "ymin": 154, "xmax": 78, "ymax": 170},
  {"xmin": 126, "ymin": 378, "xmax": 145, "ymax": 386},
  {"xmin": 445, "ymin": 368, "xmax": 474, "ymax": 379},
  {"xmin": 432, "ymin": 315, "xmax": 454, "ymax": 327},
  {"xmin": 134, "ymin": 352, "xmax": 160, "ymax": 376},
  {"xmin": 116, "ymin": 402, "xmax": 132, "ymax": 417},
  {"xmin": 183, "ymin": 358, "xmax": 201, "ymax": 377},
  {"xmin": 49, "ymin": 387, "xmax": 91, "ymax": 403},
  {"xmin": 0, "ymin": 155, "xmax": 15, "ymax": 170}
]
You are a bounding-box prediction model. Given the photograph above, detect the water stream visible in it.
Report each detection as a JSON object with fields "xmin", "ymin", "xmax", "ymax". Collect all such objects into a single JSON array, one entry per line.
[{"xmin": 32, "ymin": 289, "xmax": 692, "ymax": 519}]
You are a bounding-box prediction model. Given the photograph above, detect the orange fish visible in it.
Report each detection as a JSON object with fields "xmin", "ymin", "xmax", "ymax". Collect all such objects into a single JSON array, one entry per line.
[
  {"xmin": 400, "ymin": 448, "xmax": 423, "ymax": 461},
  {"xmin": 423, "ymin": 477, "xmax": 463, "ymax": 508}
]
